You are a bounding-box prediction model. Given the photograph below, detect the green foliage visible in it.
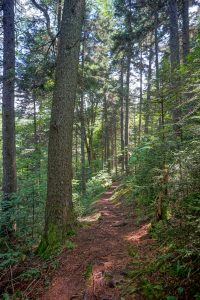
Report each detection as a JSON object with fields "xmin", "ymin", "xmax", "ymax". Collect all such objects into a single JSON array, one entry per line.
[
  {"xmin": 73, "ymin": 170, "xmax": 112, "ymax": 216},
  {"xmin": 65, "ymin": 240, "xmax": 76, "ymax": 250},
  {"xmin": 83, "ymin": 263, "xmax": 93, "ymax": 280},
  {"xmin": 19, "ymin": 267, "xmax": 40, "ymax": 280},
  {"xmin": 0, "ymin": 249, "xmax": 24, "ymax": 270},
  {"xmin": 140, "ymin": 277, "xmax": 164, "ymax": 299}
]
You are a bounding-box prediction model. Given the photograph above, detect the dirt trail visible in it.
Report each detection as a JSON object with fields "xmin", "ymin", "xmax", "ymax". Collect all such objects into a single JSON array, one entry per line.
[{"xmin": 41, "ymin": 183, "xmax": 150, "ymax": 300}]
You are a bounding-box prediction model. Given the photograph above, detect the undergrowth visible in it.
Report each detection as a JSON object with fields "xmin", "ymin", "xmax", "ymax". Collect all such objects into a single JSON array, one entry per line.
[
  {"xmin": 114, "ymin": 179, "xmax": 200, "ymax": 300},
  {"xmin": 0, "ymin": 169, "xmax": 113, "ymax": 298}
]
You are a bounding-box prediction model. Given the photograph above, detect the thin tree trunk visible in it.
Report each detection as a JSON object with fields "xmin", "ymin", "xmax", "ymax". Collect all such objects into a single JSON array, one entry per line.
[
  {"xmin": 103, "ymin": 91, "xmax": 110, "ymax": 172},
  {"xmin": 2, "ymin": 0, "xmax": 17, "ymax": 235},
  {"xmin": 38, "ymin": 0, "xmax": 85, "ymax": 255},
  {"xmin": 124, "ymin": 54, "xmax": 131, "ymax": 174},
  {"xmin": 155, "ymin": 11, "xmax": 160, "ymax": 93},
  {"xmin": 124, "ymin": 0, "xmax": 132, "ymax": 175},
  {"xmin": 80, "ymin": 30, "xmax": 86, "ymax": 195},
  {"xmin": 75, "ymin": 121, "xmax": 78, "ymax": 175},
  {"xmin": 120, "ymin": 59, "xmax": 125, "ymax": 173},
  {"xmin": 80, "ymin": 94, "xmax": 86, "ymax": 195},
  {"xmin": 114, "ymin": 112, "xmax": 118, "ymax": 176},
  {"xmin": 138, "ymin": 48, "xmax": 143, "ymax": 143},
  {"xmin": 33, "ymin": 93, "xmax": 41, "ymax": 173},
  {"xmin": 144, "ymin": 45, "xmax": 153, "ymax": 134},
  {"xmin": 57, "ymin": 0, "xmax": 62, "ymax": 32}
]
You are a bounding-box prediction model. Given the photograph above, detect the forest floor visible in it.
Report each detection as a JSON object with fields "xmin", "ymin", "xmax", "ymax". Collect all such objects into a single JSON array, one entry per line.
[{"xmin": 39, "ymin": 182, "xmax": 154, "ymax": 300}]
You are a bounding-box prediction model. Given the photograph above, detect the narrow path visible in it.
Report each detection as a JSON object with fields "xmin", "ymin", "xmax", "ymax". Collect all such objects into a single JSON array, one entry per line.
[{"xmin": 41, "ymin": 183, "xmax": 149, "ymax": 300}]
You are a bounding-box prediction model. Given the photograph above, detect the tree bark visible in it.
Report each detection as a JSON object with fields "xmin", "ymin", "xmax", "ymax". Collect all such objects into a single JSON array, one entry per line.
[
  {"xmin": 144, "ymin": 45, "xmax": 153, "ymax": 134},
  {"xmin": 124, "ymin": 54, "xmax": 131, "ymax": 175},
  {"xmin": 169, "ymin": 0, "xmax": 180, "ymax": 70},
  {"xmin": 155, "ymin": 11, "xmax": 160, "ymax": 93},
  {"xmin": 168, "ymin": 0, "xmax": 181, "ymax": 137},
  {"xmin": 181, "ymin": 0, "xmax": 190, "ymax": 63},
  {"xmin": 38, "ymin": 0, "xmax": 85, "ymax": 255},
  {"xmin": 80, "ymin": 30, "xmax": 86, "ymax": 195},
  {"xmin": 120, "ymin": 60, "xmax": 125, "ymax": 173},
  {"xmin": 103, "ymin": 91, "xmax": 110, "ymax": 172},
  {"xmin": 57, "ymin": 0, "xmax": 62, "ymax": 32},
  {"xmin": 124, "ymin": 0, "xmax": 132, "ymax": 175},
  {"xmin": 1, "ymin": 0, "xmax": 17, "ymax": 235},
  {"xmin": 138, "ymin": 48, "xmax": 143, "ymax": 143}
]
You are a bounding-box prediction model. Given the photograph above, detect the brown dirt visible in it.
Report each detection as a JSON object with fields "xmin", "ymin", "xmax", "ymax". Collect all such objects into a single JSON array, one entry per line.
[{"xmin": 40, "ymin": 183, "xmax": 152, "ymax": 300}]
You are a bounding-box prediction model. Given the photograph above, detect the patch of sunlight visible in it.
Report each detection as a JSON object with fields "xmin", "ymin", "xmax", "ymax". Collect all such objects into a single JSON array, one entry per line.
[
  {"xmin": 79, "ymin": 212, "xmax": 102, "ymax": 223},
  {"xmin": 124, "ymin": 223, "xmax": 151, "ymax": 243}
]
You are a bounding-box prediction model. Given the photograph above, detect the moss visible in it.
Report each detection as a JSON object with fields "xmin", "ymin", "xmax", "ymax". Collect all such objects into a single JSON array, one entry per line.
[
  {"xmin": 37, "ymin": 224, "xmax": 62, "ymax": 258},
  {"xmin": 37, "ymin": 220, "xmax": 78, "ymax": 258},
  {"xmin": 37, "ymin": 239, "xmax": 47, "ymax": 257}
]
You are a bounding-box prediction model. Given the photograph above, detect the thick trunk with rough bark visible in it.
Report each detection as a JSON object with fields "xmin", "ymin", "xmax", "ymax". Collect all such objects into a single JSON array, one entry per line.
[
  {"xmin": 2, "ymin": 0, "xmax": 17, "ymax": 234},
  {"xmin": 38, "ymin": 0, "xmax": 85, "ymax": 255},
  {"xmin": 181, "ymin": 0, "xmax": 190, "ymax": 63},
  {"xmin": 168, "ymin": 0, "xmax": 181, "ymax": 136},
  {"xmin": 169, "ymin": 0, "xmax": 180, "ymax": 70}
]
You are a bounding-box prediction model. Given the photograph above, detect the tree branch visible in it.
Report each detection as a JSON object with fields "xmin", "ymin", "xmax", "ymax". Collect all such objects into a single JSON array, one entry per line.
[{"xmin": 30, "ymin": 0, "xmax": 54, "ymax": 40}]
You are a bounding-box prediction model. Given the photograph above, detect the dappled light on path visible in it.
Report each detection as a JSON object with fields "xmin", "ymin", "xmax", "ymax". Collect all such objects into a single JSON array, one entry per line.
[
  {"xmin": 124, "ymin": 224, "xmax": 151, "ymax": 243},
  {"xmin": 41, "ymin": 183, "xmax": 150, "ymax": 300}
]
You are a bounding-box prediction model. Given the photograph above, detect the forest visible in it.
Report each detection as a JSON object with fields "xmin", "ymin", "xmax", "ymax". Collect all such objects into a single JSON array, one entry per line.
[{"xmin": 0, "ymin": 0, "xmax": 200, "ymax": 299}]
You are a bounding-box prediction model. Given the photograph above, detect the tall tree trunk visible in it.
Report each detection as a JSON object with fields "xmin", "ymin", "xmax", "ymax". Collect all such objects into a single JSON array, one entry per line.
[
  {"xmin": 57, "ymin": 0, "xmax": 62, "ymax": 32},
  {"xmin": 168, "ymin": 0, "xmax": 181, "ymax": 137},
  {"xmin": 120, "ymin": 60, "xmax": 125, "ymax": 173},
  {"xmin": 144, "ymin": 45, "xmax": 153, "ymax": 134},
  {"xmin": 124, "ymin": 0, "xmax": 132, "ymax": 175},
  {"xmin": 1, "ymin": 0, "xmax": 17, "ymax": 235},
  {"xmin": 169, "ymin": 0, "xmax": 180, "ymax": 69},
  {"xmin": 33, "ymin": 93, "xmax": 41, "ymax": 173},
  {"xmin": 38, "ymin": 0, "xmax": 85, "ymax": 255},
  {"xmin": 182, "ymin": 0, "xmax": 190, "ymax": 63},
  {"xmin": 138, "ymin": 48, "xmax": 143, "ymax": 143},
  {"xmin": 154, "ymin": 11, "xmax": 165, "ymax": 140},
  {"xmin": 80, "ymin": 94, "xmax": 86, "ymax": 195},
  {"xmin": 114, "ymin": 112, "xmax": 118, "ymax": 176},
  {"xmin": 75, "ymin": 121, "xmax": 78, "ymax": 175},
  {"xmin": 80, "ymin": 30, "xmax": 86, "ymax": 195},
  {"xmin": 154, "ymin": 8, "xmax": 167, "ymax": 220},
  {"xmin": 155, "ymin": 11, "xmax": 160, "ymax": 93},
  {"xmin": 103, "ymin": 91, "xmax": 110, "ymax": 172},
  {"xmin": 124, "ymin": 54, "xmax": 131, "ymax": 175}
]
